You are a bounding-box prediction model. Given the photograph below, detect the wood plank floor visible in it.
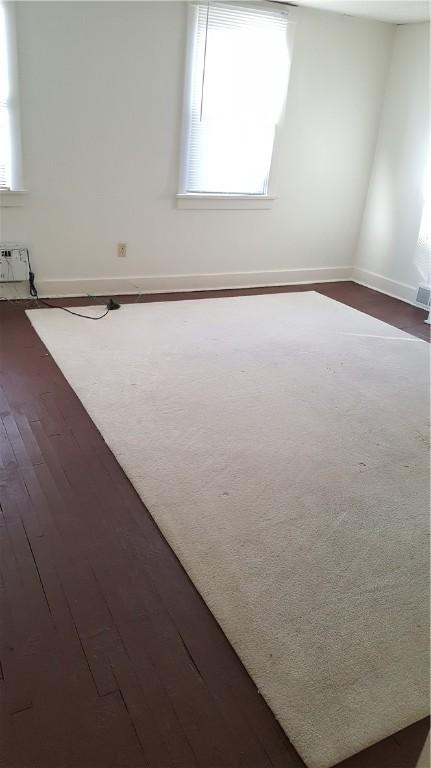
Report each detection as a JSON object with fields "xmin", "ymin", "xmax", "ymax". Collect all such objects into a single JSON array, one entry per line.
[{"xmin": 0, "ymin": 282, "xmax": 429, "ymax": 768}]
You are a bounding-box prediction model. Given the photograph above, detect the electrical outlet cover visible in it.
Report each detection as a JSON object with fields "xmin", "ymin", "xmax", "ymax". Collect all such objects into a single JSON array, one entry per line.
[{"xmin": 0, "ymin": 244, "xmax": 29, "ymax": 282}]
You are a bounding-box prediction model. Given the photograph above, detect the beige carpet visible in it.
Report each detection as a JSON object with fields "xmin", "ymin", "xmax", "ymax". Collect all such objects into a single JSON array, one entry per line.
[{"xmin": 27, "ymin": 292, "xmax": 430, "ymax": 768}]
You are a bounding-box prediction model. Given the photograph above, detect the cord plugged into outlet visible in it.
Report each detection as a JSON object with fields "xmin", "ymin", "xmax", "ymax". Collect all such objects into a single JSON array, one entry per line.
[{"xmin": 27, "ymin": 249, "xmax": 120, "ymax": 320}]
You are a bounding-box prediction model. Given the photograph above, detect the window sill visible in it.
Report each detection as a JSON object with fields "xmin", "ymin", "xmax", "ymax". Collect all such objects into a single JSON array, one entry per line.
[
  {"xmin": 176, "ymin": 193, "xmax": 275, "ymax": 210},
  {"xmin": 0, "ymin": 190, "xmax": 27, "ymax": 207}
]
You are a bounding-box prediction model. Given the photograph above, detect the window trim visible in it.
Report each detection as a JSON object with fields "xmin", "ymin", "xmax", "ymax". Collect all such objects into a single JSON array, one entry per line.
[
  {"xmin": 0, "ymin": 189, "xmax": 26, "ymax": 207},
  {"xmin": 176, "ymin": 192, "xmax": 276, "ymax": 210}
]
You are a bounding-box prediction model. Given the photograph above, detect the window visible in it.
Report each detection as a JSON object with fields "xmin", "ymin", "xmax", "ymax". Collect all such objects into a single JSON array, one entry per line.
[
  {"xmin": 0, "ymin": 2, "xmax": 10, "ymax": 189},
  {"xmin": 0, "ymin": 1, "xmax": 23, "ymax": 196},
  {"xmin": 180, "ymin": 2, "xmax": 292, "ymax": 199},
  {"xmin": 416, "ymin": 150, "xmax": 431, "ymax": 289}
]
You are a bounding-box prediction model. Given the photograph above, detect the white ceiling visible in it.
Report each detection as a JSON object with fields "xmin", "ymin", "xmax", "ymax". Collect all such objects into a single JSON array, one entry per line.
[{"xmin": 291, "ymin": 1, "xmax": 431, "ymax": 23}]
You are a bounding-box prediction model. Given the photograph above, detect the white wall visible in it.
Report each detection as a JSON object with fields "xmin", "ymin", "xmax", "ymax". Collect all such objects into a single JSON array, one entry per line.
[
  {"xmin": 1, "ymin": 2, "xmax": 393, "ymax": 296},
  {"xmin": 354, "ymin": 22, "xmax": 430, "ymax": 303}
]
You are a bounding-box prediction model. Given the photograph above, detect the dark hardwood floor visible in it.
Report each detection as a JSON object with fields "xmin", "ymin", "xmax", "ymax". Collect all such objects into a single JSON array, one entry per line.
[{"xmin": 0, "ymin": 282, "xmax": 429, "ymax": 768}]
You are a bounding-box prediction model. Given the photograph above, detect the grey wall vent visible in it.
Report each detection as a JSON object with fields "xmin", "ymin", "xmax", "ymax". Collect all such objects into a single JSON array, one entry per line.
[{"xmin": 416, "ymin": 285, "xmax": 431, "ymax": 307}]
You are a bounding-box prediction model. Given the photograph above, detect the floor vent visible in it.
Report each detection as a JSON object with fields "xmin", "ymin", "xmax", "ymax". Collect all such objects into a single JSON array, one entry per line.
[{"xmin": 416, "ymin": 284, "xmax": 431, "ymax": 307}]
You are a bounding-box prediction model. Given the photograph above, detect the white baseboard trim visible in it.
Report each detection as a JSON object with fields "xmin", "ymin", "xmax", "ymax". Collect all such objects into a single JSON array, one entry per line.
[
  {"xmin": 0, "ymin": 266, "xmax": 353, "ymax": 300},
  {"xmin": 352, "ymin": 268, "xmax": 420, "ymax": 307}
]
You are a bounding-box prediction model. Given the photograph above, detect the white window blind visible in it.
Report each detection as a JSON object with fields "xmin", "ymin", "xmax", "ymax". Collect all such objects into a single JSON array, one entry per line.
[
  {"xmin": 181, "ymin": 2, "xmax": 290, "ymax": 196},
  {"xmin": 0, "ymin": 3, "xmax": 10, "ymax": 190}
]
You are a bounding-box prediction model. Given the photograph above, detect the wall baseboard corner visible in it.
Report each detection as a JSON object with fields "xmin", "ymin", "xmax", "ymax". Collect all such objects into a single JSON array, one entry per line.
[{"xmin": 352, "ymin": 268, "xmax": 420, "ymax": 307}]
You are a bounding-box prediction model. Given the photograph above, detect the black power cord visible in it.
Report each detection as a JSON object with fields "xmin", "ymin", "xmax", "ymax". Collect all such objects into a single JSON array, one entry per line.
[{"xmin": 27, "ymin": 250, "xmax": 120, "ymax": 319}]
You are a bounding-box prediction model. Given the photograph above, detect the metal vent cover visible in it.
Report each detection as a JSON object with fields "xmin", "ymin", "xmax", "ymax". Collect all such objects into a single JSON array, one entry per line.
[{"xmin": 416, "ymin": 285, "xmax": 431, "ymax": 307}]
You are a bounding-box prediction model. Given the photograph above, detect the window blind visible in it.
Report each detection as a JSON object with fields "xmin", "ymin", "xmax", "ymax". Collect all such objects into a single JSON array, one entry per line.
[
  {"xmin": 0, "ymin": 3, "xmax": 10, "ymax": 190},
  {"xmin": 182, "ymin": 2, "xmax": 290, "ymax": 196}
]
